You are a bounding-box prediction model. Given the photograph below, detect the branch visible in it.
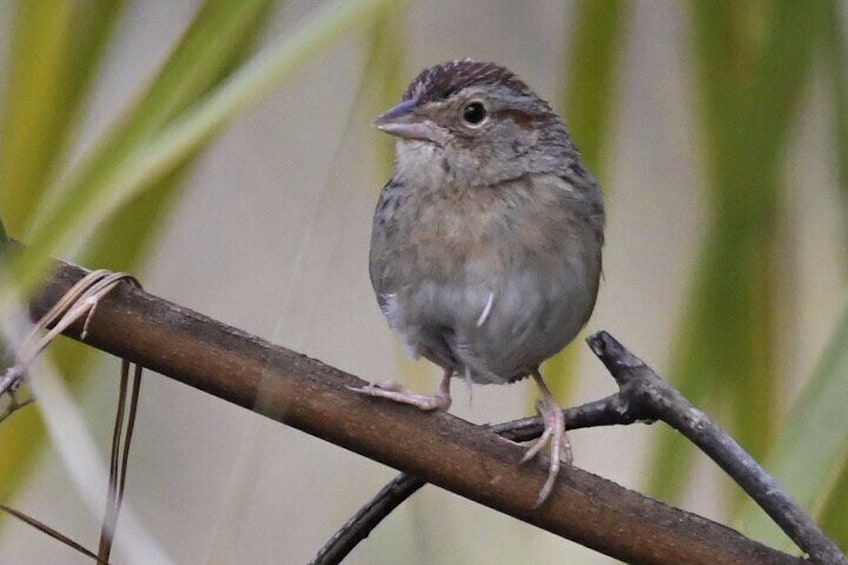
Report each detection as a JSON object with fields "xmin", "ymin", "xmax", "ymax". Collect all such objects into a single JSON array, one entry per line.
[
  {"xmin": 29, "ymin": 259, "xmax": 806, "ymax": 565},
  {"xmin": 588, "ymin": 331, "xmax": 847, "ymax": 565}
]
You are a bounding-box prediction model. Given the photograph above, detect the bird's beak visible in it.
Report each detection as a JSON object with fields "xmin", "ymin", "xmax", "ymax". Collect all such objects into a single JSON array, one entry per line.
[{"xmin": 374, "ymin": 99, "xmax": 435, "ymax": 142}]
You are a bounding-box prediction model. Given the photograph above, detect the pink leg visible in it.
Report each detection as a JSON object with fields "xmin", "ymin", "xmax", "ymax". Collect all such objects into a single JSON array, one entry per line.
[
  {"xmin": 347, "ymin": 368, "xmax": 452, "ymax": 411},
  {"xmin": 520, "ymin": 370, "xmax": 571, "ymax": 507}
]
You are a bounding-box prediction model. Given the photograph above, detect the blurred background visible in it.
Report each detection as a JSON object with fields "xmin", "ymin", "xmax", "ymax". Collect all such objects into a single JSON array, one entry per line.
[{"xmin": 0, "ymin": 0, "xmax": 846, "ymax": 563}]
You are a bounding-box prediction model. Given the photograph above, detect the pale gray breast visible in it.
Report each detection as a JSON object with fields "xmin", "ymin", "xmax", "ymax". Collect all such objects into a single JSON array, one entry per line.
[{"xmin": 370, "ymin": 172, "xmax": 603, "ymax": 384}]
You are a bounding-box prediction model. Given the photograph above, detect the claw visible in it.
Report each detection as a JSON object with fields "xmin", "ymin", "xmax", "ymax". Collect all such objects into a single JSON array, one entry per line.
[{"xmin": 521, "ymin": 371, "xmax": 571, "ymax": 507}]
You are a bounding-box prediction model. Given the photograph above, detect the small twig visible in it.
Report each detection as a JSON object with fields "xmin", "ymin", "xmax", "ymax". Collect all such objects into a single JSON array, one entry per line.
[
  {"xmin": 586, "ymin": 330, "xmax": 847, "ymax": 565},
  {"xmin": 100, "ymin": 362, "xmax": 129, "ymax": 561},
  {"xmin": 0, "ymin": 377, "xmax": 35, "ymax": 424},
  {"xmin": 97, "ymin": 360, "xmax": 143, "ymax": 561},
  {"xmin": 99, "ymin": 360, "xmax": 143, "ymax": 562},
  {"xmin": 120, "ymin": 363, "xmax": 143, "ymax": 506},
  {"xmin": 0, "ymin": 503, "xmax": 111, "ymax": 564},
  {"xmin": 310, "ymin": 473, "xmax": 423, "ymax": 565},
  {"xmin": 489, "ymin": 393, "xmax": 646, "ymax": 441}
]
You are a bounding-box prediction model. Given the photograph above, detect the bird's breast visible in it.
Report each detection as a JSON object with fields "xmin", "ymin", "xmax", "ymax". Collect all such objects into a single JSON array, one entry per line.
[{"xmin": 403, "ymin": 178, "xmax": 576, "ymax": 282}]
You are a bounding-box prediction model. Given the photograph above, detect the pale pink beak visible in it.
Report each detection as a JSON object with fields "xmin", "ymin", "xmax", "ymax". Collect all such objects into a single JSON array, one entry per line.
[{"xmin": 374, "ymin": 99, "xmax": 436, "ymax": 142}]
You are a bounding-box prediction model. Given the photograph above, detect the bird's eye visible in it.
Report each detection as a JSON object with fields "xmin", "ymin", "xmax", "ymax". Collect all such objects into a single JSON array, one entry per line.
[{"xmin": 461, "ymin": 101, "xmax": 488, "ymax": 127}]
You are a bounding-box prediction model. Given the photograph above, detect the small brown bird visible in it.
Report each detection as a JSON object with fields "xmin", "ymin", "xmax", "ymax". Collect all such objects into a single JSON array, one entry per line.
[{"xmin": 352, "ymin": 59, "xmax": 605, "ymax": 505}]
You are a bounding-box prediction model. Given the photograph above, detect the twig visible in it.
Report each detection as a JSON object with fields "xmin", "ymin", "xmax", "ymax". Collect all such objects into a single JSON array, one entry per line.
[
  {"xmin": 29, "ymin": 259, "xmax": 807, "ymax": 565},
  {"xmin": 0, "ymin": 377, "xmax": 35, "ymax": 424},
  {"xmin": 310, "ymin": 473, "xmax": 424, "ymax": 565},
  {"xmin": 98, "ymin": 360, "xmax": 144, "ymax": 562},
  {"xmin": 0, "ymin": 503, "xmax": 111, "ymax": 564},
  {"xmin": 587, "ymin": 330, "xmax": 847, "ymax": 565}
]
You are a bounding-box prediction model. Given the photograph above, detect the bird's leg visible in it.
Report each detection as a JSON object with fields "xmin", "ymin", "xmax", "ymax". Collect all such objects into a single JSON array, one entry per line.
[
  {"xmin": 347, "ymin": 367, "xmax": 452, "ymax": 411},
  {"xmin": 520, "ymin": 370, "xmax": 572, "ymax": 506}
]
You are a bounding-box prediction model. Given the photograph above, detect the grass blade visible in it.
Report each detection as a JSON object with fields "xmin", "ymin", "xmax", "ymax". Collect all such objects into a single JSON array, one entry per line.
[
  {"xmin": 560, "ymin": 0, "xmax": 630, "ymax": 175},
  {"xmin": 0, "ymin": 0, "xmax": 127, "ymax": 234},
  {"xmin": 647, "ymin": 0, "xmax": 825, "ymax": 504},
  {"xmin": 826, "ymin": 0, "xmax": 848, "ymax": 254}
]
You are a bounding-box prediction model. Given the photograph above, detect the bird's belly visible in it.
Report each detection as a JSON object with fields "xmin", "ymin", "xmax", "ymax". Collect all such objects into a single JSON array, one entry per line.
[{"xmin": 387, "ymin": 256, "xmax": 597, "ymax": 385}]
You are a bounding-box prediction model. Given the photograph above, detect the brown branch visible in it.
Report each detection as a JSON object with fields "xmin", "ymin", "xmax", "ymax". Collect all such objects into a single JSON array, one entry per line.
[{"xmin": 29, "ymin": 259, "xmax": 805, "ymax": 565}]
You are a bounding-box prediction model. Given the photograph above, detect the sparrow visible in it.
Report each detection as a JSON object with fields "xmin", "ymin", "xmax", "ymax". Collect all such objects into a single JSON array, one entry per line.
[{"xmin": 352, "ymin": 59, "xmax": 604, "ymax": 506}]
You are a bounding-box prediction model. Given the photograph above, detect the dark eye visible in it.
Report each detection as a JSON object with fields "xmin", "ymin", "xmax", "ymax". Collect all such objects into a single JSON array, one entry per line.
[{"xmin": 461, "ymin": 101, "xmax": 488, "ymax": 127}]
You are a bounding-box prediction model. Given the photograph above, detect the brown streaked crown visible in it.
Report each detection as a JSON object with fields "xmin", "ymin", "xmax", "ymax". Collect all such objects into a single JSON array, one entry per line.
[{"xmin": 402, "ymin": 59, "xmax": 533, "ymax": 104}]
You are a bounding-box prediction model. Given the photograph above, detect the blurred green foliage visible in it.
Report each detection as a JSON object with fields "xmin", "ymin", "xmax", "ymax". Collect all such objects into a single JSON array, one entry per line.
[
  {"xmin": 364, "ymin": 9, "xmax": 409, "ymax": 183},
  {"xmin": 560, "ymin": 0, "xmax": 629, "ymax": 177},
  {"xmin": 648, "ymin": 0, "xmax": 830, "ymax": 504},
  {"xmin": 827, "ymin": 0, "xmax": 848, "ymax": 252},
  {"xmin": 0, "ymin": 1, "xmax": 127, "ymax": 233},
  {"xmin": 0, "ymin": 0, "xmax": 400, "ymax": 508},
  {"xmin": 0, "ymin": 0, "xmax": 278, "ymax": 504},
  {"xmin": 0, "ymin": 0, "xmax": 130, "ymax": 502},
  {"xmin": 643, "ymin": 0, "xmax": 848, "ymax": 554}
]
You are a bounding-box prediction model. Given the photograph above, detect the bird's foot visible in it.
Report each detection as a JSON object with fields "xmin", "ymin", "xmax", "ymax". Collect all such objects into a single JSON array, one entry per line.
[
  {"xmin": 520, "ymin": 389, "xmax": 572, "ymax": 507},
  {"xmin": 347, "ymin": 381, "xmax": 451, "ymax": 410},
  {"xmin": 347, "ymin": 369, "xmax": 453, "ymax": 411}
]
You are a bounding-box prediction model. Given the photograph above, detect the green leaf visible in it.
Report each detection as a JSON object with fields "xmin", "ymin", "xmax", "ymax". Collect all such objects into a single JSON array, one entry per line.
[
  {"xmin": 0, "ymin": 216, "xmax": 7, "ymax": 265},
  {"xmin": 23, "ymin": 0, "xmax": 276, "ymax": 241},
  {"xmin": 736, "ymin": 2, "xmax": 848, "ymax": 548},
  {"xmin": 0, "ymin": 0, "xmax": 403, "ymax": 313},
  {"xmin": 825, "ymin": 0, "xmax": 848, "ymax": 255},
  {"xmin": 76, "ymin": 0, "xmax": 277, "ymax": 275},
  {"xmin": 0, "ymin": 0, "xmax": 127, "ymax": 236},
  {"xmin": 364, "ymin": 7, "xmax": 408, "ymax": 183},
  {"xmin": 822, "ymin": 7, "xmax": 848, "ymax": 542},
  {"xmin": 0, "ymin": 0, "xmax": 128, "ymax": 505}
]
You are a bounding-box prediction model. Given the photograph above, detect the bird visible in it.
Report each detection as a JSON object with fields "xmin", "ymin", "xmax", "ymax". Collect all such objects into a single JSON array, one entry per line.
[{"xmin": 350, "ymin": 59, "xmax": 605, "ymax": 506}]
